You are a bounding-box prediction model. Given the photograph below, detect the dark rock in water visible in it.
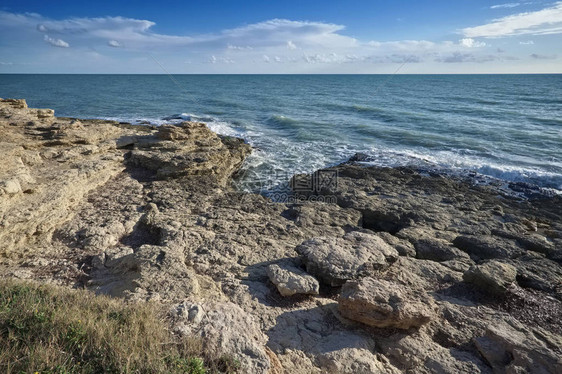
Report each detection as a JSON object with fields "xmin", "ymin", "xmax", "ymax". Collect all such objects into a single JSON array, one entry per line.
[
  {"xmin": 508, "ymin": 181, "xmax": 537, "ymax": 193},
  {"xmin": 347, "ymin": 152, "xmax": 371, "ymax": 163},
  {"xmin": 161, "ymin": 114, "xmax": 185, "ymax": 120}
]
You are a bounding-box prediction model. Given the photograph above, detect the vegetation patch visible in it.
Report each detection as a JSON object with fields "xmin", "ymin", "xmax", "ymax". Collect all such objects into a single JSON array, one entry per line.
[{"xmin": 0, "ymin": 279, "xmax": 236, "ymax": 374}]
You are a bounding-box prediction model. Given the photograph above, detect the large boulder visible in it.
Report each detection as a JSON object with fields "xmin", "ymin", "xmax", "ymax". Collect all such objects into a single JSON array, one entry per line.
[
  {"xmin": 129, "ymin": 122, "xmax": 251, "ymax": 184},
  {"xmin": 338, "ymin": 277, "xmax": 436, "ymax": 329},
  {"xmin": 266, "ymin": 263, "xmax": 319, "ymax": 297},
  {"xmin": 463, "ymin": 260, "xmax": 517, "ymax": 295},
  {"xmin": 295, "ymin": 232, "xmax": 399, "ymax": 286}
]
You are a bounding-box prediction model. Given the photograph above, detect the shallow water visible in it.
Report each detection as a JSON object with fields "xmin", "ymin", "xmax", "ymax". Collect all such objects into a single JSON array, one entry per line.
[{"xmin": 1, "ymin": 74, "xmax": 561, "ymax": 192}]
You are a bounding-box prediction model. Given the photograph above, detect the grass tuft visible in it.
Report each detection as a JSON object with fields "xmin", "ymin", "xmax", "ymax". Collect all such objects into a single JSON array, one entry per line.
[{"xmin": 0, "ymin": 279, "xmax": 237, "ymax": 374}]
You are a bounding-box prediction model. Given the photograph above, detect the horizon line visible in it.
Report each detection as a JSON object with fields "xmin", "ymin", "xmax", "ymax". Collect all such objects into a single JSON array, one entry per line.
[{"xmin": 1, "ymin": 72, "xmax": 561, "ymax": 75}]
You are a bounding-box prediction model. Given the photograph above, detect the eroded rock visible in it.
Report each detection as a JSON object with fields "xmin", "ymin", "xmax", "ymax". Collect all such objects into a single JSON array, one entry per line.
[
  {"xmin": 177, "ymin": 302, "xmax": 271, "ymax": 374},
  {"xmin": 2, "ymin": 98, "xmax": 562, "ymax": 374},
  {"xmin": 295, "ymin": 231, "xmax": 399, "ymax": 286},
  {"xmin": 338, "ymin": 277, "xmax": 436, "ymax": 329},
  {"xmin": 128, "ymin": 122, "xmax": 251, "ymax": 184},
  {"xmin": 474, "ymin": 319, "xmax": 562, "ymax": 374},
  {"xmin": 463, "ymin": 260, "xmax": 517, "ymax": 295},
  {"xmin": 266, "ymin": 263, "xmax": 319, "ymax": 297}
]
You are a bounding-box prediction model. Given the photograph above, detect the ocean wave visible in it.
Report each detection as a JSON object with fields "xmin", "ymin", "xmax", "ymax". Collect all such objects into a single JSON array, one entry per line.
[
  {"xmin": 519, "ymin": 97, "xmax": 562, "ymax": 105},
  {"xmin": 526, "ymin": 116, "xmax": 562, "ymax": 127},
  {"xmin": 90, "ymin": 110, "xmax": 562, "ymax": 196},
  {"xmin": 356, "ymin": 148, "xmax": 562, "ymax": 192},
  {"xmin": 351, "ymin": 104, "xmax": 385, "ymax": 113},
  {"xmin": 95, "ymin": 111, "xmax": 246, "ymax": 139},
  {"xmin": 266, "ymin": 114, "xmax": 300, "ymax": 127}
]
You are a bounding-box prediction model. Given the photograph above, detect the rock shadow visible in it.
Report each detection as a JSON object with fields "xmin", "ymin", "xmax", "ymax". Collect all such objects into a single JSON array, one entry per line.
[
  {"xmin": 240, "ymin": 258, "xmax": 316, "ymax": 308},
  {"xmin": 120, "ymin": 218, "xmax": 161, "ymax": 250}
]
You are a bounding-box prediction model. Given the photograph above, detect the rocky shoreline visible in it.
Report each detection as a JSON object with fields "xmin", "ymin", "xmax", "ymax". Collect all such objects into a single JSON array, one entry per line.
[{"xmin": 1, "ymin": 98, "xmax": 561, "ymax": 373}]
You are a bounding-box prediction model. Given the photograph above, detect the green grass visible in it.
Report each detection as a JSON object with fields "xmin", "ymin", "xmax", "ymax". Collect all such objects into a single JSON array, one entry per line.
[{"xmin": 0, "ymin": 279, "xmax": 238, "ymax": 374}]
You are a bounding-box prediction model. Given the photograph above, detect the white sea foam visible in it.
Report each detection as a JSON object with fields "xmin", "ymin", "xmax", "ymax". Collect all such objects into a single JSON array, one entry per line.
[{"xmin": 94, "ymin": 110, "xmax": 562, "ymax": 195}]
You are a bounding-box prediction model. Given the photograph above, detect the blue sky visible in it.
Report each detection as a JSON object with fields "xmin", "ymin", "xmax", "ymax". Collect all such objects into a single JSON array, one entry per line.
[{"xmin": 1, "ymin": 0, "xmax": 561, "ymax": 73}]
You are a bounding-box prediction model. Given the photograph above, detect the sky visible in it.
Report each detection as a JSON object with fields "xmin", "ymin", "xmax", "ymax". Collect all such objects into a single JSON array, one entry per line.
[{"xmin": 0, "ymin": 0, "xmax": 561, "ymax": 73}]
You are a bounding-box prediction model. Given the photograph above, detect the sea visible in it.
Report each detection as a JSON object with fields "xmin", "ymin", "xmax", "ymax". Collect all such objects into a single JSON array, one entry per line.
[{"xmin": 1, "ymin": 74, "xmax": 561, "ymax": 194}]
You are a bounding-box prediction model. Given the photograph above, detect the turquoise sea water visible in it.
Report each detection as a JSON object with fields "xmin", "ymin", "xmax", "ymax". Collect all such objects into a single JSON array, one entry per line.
[{"xmin": 1, "ymin": 74, "xmax": 561, "ymax": 192}]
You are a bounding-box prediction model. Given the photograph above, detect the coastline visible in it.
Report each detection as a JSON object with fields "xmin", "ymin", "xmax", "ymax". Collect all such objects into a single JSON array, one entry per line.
[
  {"xmin": 1, "ymin": 98, "xmax": 561, "ymax": 373},
  {"xmin": 3, "ymin": 74, "xmax": 561, "ymax": 195}
]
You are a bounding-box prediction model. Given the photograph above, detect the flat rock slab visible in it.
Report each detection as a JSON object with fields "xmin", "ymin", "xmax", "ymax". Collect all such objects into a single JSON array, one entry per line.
[
  {"xmin": 266, "ymin": 263, "xmax": 319, "ymax": 297},
  {"xmin": 414, "ymin": 238, "xmax": 470, "ymax": 262},
  {"xmin": 474, "ymin": 320, "xmax": 562, "ymax": 374},
  {"xmin": 295, "ymin": 232, "xmax": 399, "ymax": 286},
  {"xmin": 463, "ymin": 260, "xmax": 517, "ymax": 295},
  {"xmin": 338, "ymin": 277, "xmax": 435, "ymax": 329},
  {"xmin": 453, "ymin": 235, "xmax": 522, "ymax": 260}
]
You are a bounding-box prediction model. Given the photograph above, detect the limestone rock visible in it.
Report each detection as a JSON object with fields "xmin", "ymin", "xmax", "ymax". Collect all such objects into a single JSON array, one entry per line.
[
  {"xmin": 179, "ymin": 303, "xmax": 271, "ymax": 374},
  {"xmin": 453, "ymin": 235, "xmax": 522, "ymax": 260},
  {"xmin": 463, "ymin": 261, "xmax": 517, "ymax": 295},
  {"xmin": 0, "ymin": 179, "xmax": 21, "ymax": 195},
  {"xmin": 414, "ymin": 238, "xmax": 470, "ymax": 262},
  {"xmin": 338, "ymin": 277, "xmax": 435, "ymax": 329},
  {"xmin": 2, "ymin": 98, "xmax": 562, "ymax": 374},
  {"xmin": 385, "ymin": 256, "xmax": 465, "ymax": 290},
  {"xmin": 266, "ymin": 263, "xmax": 319, "ymax": 297},
  {"xmin": 128, "ymin": 121, "xmax": 250, "ymax": 184},
  {"xmin": 382, "ymin": 332, "xmax": 493, "ymax": 373},
  {"xmin": 36, "ymin": 108, "xmax": 54, "ymax": 118},
  {"xmin": 474, "ymin": 320, "xmax": 562, "ymax": 374},
  {"xmin": 2, "ymin": 98, "xmax": 28, "ymax": 109},
  {"xmin": 377, "ymin": 231, "xmax": 416, "ymax": 257},
  {"xmin": 314, "ymin": 333, "xmax": 400, "ymax": 373},
  {"xmin": 295, "ymin": 231, "xmax": 399, "ymax": 286},
  {"xmin": 173, "ymin": 301, "xmax": 204, "ymax": 325}
]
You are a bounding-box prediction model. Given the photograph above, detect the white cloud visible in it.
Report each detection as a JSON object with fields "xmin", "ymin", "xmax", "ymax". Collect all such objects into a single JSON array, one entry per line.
[
  {"xmin": 227, "ymin": 44, "xmax": 252, "ymax": 50},
  {"xmin": 519, "ymin": 40, "xmax": 534, "ymax": 44},
  {"xmin": 43, "ymin": 35, "xmax": 69, "ymax": 48},
  {"xmin": 214, "ymin": 19, "xmax": 357, "ymax": 50},
  {"xmin": 302, "ymin": 53, "xmax": 352, "ymax": 64},
  {"xmin": 436, "ymin": 52, "xmax": 497, "ymax": 63},
  {"xmin": 208, "ymin": 55, "xmax": 234, "ymax": 64},
  {"xmin": 531, "ymin": 53, "xmax": 557, "ymax": 59},
  {"xmin": 0, "ymin": 10, "xmax": 555, "ymax": 73},
  {"xmin": 463, "ymin": 2, "xmax": 562, "ymax": 37},
  {"xmin": 459, "ymin": 38, "xmax": 487, "ymax": 48},
  {"xmin": 491, "ymin": 3, "xmax": 520, "ymax": 9}
]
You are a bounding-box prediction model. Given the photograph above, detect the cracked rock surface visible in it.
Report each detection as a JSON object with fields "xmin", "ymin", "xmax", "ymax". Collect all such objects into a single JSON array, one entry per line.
[{"xmin": 1, "ymin": 98, "xmax": 561, "ymax": 373}]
